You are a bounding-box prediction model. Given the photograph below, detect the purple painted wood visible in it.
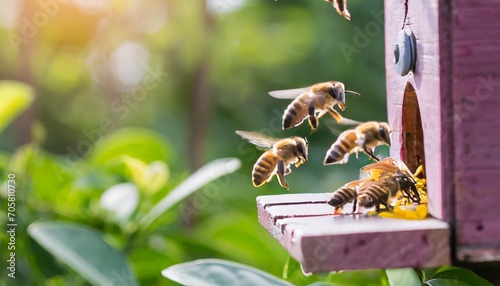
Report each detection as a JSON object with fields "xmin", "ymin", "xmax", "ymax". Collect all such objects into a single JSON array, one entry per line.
[
  {"xmin": 385, "ymin": 0, "xmax": 500, "ymax": 262},
  {"xmin": 257, "ymin": 194, "xmax": 450, "ymax": 272},
  {"xmin": 450, "ymin": 1, "xmax": 500, "ymax": 261},
  {"xmin": 384, "ymin": 0, "xmax": 453, "ymax": 222}
]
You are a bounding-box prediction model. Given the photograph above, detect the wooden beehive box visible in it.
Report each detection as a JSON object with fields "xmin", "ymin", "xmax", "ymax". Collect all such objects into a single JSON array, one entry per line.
[{"xmin": 257, "ymin": 0, "xmax": 500, "ymax": 273}]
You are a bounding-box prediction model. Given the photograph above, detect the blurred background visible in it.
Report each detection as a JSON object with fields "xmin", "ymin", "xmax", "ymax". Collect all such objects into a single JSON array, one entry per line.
[{"xmin": 0, "ymin": 0, "xmax": 386, "ymax": 284}]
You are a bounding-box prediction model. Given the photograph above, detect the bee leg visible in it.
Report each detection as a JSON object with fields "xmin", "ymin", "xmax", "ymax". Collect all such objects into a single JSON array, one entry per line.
[
  {"xmin": 276, "ymin": 160, "xmax": 289, "ymax": 190},
  {"xmin": 363, "ymin": 145, "xmax": 380, "ymax": 161},
  {"xmin": 328, "ymin": 108, "xmax": 344, "ymax": 123},
  {"xmin": 352, "ymin": 196, "xmax": 358, "ymax": 213},
  {"xmin": 409, "ymin": 183, "xmax": 421, "ymax": 203},
  {"xmin": 284, "ymin": 164, "xmax": 292, "ymax": 175},
  {"xmin": 308, "ymin": 102, "xmax": 318, "ymax": 131}
]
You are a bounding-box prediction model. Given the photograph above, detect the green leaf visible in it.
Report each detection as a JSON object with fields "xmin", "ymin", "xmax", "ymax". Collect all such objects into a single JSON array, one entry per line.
[
  {"xmin": 423, "ymin": 278, "xmax": 470, "ymax": 286},
  {"xmin": 89, "ymin": 128, "xmax": 171, "ymax": 172},
  {"xmin": 28, "ymin": 221, "xmax": 138, "ymax": 286},
  {"xmin": 428, "ymin": 268, "xmax": 492, "ymax": 286},
  {"xmin": 0, "ymin": 80, "xmax": 34, "ymax": 132},
  {"xmin": 122, "ymin": 156, "xmax": 169, "ymax": 195},
  {"xmin": 140, "ymin": 157, "xmax": 241, "ymax": 228},
  {"xmin": 192, "ymin": 213, "xmax": 288, "ymax": 277},
  {"xmin": 162, "ymin": 259, "xmax": 293, "ymax": 286},
  {"xmin": 327, "ymin": 269, "xmax": 388, "ymax": 286},
  {"xmin": 386, "ymin": 268, "xmax": 421, "ymax": 286},
  {"xmin": 141, "ymin": 161, "xmax": 169, "ymax": 195},
  {"xmin": 13, "ymin": 147, "xmax": 73, "ymax": 201},
  {"xmin": 283, "ymin": 256, "xmax": 302, "ymax": 279},
  {"xmin": 122, "ymin": 155, "xmax": 148, "ymax": 186}
]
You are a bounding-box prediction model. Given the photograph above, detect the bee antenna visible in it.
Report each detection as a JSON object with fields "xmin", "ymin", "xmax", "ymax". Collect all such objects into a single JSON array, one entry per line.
[{"xmin": 345, "ymin": 90, "xmax": 361, "ymax": 96}]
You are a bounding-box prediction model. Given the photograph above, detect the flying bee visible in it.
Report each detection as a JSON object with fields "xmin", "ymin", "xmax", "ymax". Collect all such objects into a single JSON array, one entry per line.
[
  {"xmin": 361, "ymin": 158, "xmax": 421, "ymax": 204},
  {"xmin": 235, "ymin": 130, "xmax": 308, "ymax": 190},
  {"xmin": 325, "ymin": 0, "xmax": 351, "ymax": 20},
  {"xmin": 327, "ymin": 179, "xmax": 368, "ymax": 214},
  {"xmin": 268, "ymin": 81, "xmax": 360, "ymax": 132},
  {"xmin": 324, "ymin": 121, "xmax": 391, "ymax": 165}
]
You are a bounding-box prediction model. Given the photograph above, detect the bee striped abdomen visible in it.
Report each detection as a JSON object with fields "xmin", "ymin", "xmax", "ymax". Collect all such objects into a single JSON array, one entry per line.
[
  {"xmin": 324, "ymin": 130, "xmax": 357, "ymax": 164},
  {"xmin": 252, "ymin": 151, "xmax": 278, "ymax": 187},
  {"xmin": 283, "ymin": 99, "xmax": 307, "ymax": 129},
  {"xmin": 358, "ymin": 184, "xmax": 390, "ymax": 208},
  {"xmin": 328, "ymin": 186, "xmax": 356, "ymax": 208}
]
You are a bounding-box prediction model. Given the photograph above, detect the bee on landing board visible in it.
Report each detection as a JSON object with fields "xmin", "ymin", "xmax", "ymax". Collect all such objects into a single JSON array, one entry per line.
[
  {"xmin": 361, "ymin": 158, "xmax": 423, "ymax": 204},
  {"xmin": 268, "ymin": 81, "xmax": 360, "ymax": 132},
  {"xmin": 325, "ymin": 0, "xmax": 351, "ymax": 20},
  {"xmin": 235, "ymin": 130, "xmax": 308, "ymax": 190},
  {"xmin": 327, "ymin": 179, "xmax": 368, "ymax": 214},
  {"xmin": 356, "ymin": 176, "xmax": 400, "ymax": 212},
  {"xmin": 323, "ymin": 121, "xmax": 391, "ymax": 165},
  {"xmin": 328, "ymin": 158, "xmax": 427, "ymax": 215}
]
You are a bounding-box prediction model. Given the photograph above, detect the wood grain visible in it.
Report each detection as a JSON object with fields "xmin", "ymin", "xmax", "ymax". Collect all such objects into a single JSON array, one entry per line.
[{"xmin": 257, "ymin": 194, "xmax": 450, "ymax": 272}]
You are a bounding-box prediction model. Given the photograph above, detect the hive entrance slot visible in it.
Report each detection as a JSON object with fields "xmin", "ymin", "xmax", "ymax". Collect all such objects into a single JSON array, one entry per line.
[{"xmin": 401, "ymin": 82, "xmax": 425, "ymax": 174}]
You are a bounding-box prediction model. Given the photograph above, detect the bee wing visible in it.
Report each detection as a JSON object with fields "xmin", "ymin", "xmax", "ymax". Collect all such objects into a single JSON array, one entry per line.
[
  {"xmin": 361, "ymin": 158, "xmax": 399, "ymax": 180},
  {"xmin": 235, "ymin": 130, "xmax": 280, "ymax": 149},
  {"xmin": 268, "ymin": 87, "xmax": 310, "ymax": 99},
  {"xmin": 337, "ymin": 117, "xmax": 363, "ymax": 125},
  {"xmin": 344, "ymin": 179, "xmax": 365, "ymax": 189},
  {"xmin": 391, "ymin": 159, "xmax": 414, "ymax": 177},
  {"xmin": 361, "ymin": 158, "xmax": 398, "ymax": 172}
]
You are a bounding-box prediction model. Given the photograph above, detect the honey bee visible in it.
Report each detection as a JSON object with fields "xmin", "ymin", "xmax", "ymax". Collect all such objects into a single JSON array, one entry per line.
[
  {"xmin": 235, "ymin": 130, "xmax": 308, "ymax": 190},
  {"xmin": 323, "ymin": 121, "xmax": 391, "ymax": 164},
  {"xmin": 268, "ymin": 81, "xmax": 360, "ymax": 132},
  {"xmin": 357, "ymin": 176, "xmax": 399, "ymax": 212},
  {"xmin": 357, "ymin": 170, "xmax": 423, "ymax": 212},
  {"xmin": 325, "ymin": 0, "xmax": 351, "ymax": 20},
  {"xmin": 327, "ymin": 179, "xmax": 367, "ymax": 214},
  {"xmin": 361, "ymin": 158, "xmax": 421, "ymax": 204}
]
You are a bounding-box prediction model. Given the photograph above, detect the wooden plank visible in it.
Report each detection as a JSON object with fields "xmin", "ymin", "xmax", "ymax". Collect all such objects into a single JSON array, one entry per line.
[
  {"xmin": 451, "ymin": 0, "xmax": 500, "ymax": 259},
  {"xmin": 257, "ymin": 193, "xmax": 330, "ymax": 235},
  {"xmin": 257, "ymin": 194, "xmax": 450, "ymax": 272}
]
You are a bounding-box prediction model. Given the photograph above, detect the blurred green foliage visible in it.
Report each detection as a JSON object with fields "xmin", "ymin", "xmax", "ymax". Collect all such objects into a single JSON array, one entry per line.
[{"xmin": 0, "ymin": 0, "xmax": 492, "ymax": 285}]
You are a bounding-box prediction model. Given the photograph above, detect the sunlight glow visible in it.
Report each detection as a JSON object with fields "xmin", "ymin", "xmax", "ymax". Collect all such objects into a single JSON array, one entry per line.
[
  {"xmin": 0, "ymin": 0, "xmax": 23, "ymax": 29},
  {"xmin": 110, "ymin": 41, "xmax": 149, "ymax": 86},
  {"xmin": 73, "ymin": 0, "xmax": 107, "ymax": 14},
  {"xmin": 206, "ymin": 0, "xmax": 245, "ymax": 15}
]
